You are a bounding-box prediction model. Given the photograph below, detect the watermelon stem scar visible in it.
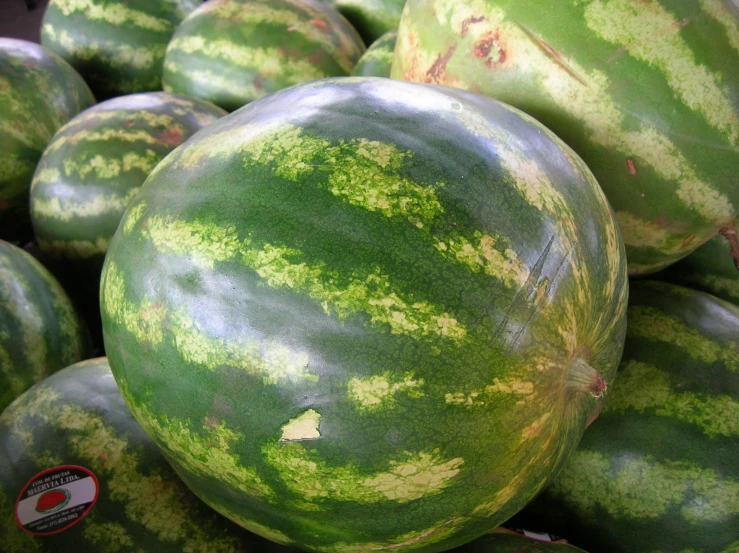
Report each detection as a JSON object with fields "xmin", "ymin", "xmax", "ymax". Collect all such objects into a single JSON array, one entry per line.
[{"xmin": 565, "ymin": 349, "xmax": 607, "ymax": 399}]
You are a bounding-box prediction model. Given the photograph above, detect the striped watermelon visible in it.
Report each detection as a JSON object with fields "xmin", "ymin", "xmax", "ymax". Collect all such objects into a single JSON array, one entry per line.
[
  {"xmin": 391, "ymin": 0, "xmax": 739, "ymax": 275},
  {"xmin": 0, "ymin": 240, "xmax": 88, "ymax": 413},
  {"xmin": 162, "ymin": 0, "xmax": 366, "ymax": 112},
  {"xmin": 0, "ymin": 357, "xmax": 297, "ymax": 552},
  {"xmin": 456, "ymin": 530, "xmax": 587, "ymax": 552},
  {"xmin": 510, "ymin": 281, "xmax": 739, "ymax": 553},
  {"xmin": 100, "ymin": 76, "xmax": 628, "ymax": 552},
  {"xmin": 322, "ymin": 0, "xmax": 406, "ymax": 44},
  {"xmin": 40, "ymin": 0, "xmax": 200, "ymax": 100},
  {"xmin": 0, "ymin": 38, "xmax": 95, "ymax": 243},
  {"xmin": 30, "ymin": 91, "xmax": 226, "ymax": 279},
  {"xmin": 351, "ymin": 29, "xmax": 397, "ymax": 77},
  {"xmin": 657, "ymin": 219, "xmax": 739, "ymax": 305}
]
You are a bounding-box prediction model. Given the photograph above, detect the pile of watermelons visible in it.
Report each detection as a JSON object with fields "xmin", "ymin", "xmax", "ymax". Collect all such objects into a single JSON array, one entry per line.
[{"xmin": 1, "ymin": 0, "xmax": 737, "ymax": 552}]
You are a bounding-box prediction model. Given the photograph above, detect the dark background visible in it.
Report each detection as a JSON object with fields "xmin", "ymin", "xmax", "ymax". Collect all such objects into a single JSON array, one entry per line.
[{"xmin": 1, "ymin": 0, "xmax": 51, "ymax": 43}]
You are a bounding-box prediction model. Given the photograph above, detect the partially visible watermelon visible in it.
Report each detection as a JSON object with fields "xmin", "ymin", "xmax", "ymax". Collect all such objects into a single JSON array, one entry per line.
[
  {"xmin": 657, "ymin": 219, "xmax": 739, "ymax": 305},
  {"xmin": 40, "ymin": 0, "xmax": 200, "ymax": 99},
  {"xmin": 0, "ymin": 240, "xmax": 88, "ymax": 412},
  {"xmin": 509, "ymin": 281, "xmax": 739, "ymax": 553},
  {"xmin": 351, "ymin": 29, "xmax": 397, "ymax": 77},
  {"xmin": 0, "ymin": 38, "xmax": 95, "ymax": 243},
  {"xmin": 0, "ymin": 357, "xmax": 297, "ymax": 552},
  {"xmin": 455, "ymin": 530, "xmax": 588, "ymax": 552},
  {"xmin": 322, "ymin": 0, "xmax": 406, "ymax": 44},
  {"xmin": 162, "ymin": 0, "xmax": 366, "ymax": 111}
]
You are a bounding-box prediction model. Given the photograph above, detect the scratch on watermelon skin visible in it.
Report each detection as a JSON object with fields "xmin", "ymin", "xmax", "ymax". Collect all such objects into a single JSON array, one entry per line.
[
  {"xmin": 0, "ymin": 358, "xmax": 287, "ymax": 553},
  {"xmin": 392, "ymin": 0, "xmax": 739, "ymax": 274},
  {"xmin": 41, "ymin": 0, "xmax": 200, "ymax": 99},
  {"xmin": 162, "ymin": 0, "xmax": 366, "ymax": 111},
  {"xmin": 101, "ymin": 77, "xmax": 628, "ymax": 552}
]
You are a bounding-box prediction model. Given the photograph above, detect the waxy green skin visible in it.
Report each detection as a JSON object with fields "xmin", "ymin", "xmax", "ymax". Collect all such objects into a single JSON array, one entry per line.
[
  {"xmin": 657, "ymin": 220, "xmax": 739, "ymax": 306},
  {"xmin": 511, "ymin": 281, "xmax": 739, "ymax": 553},
  {"xmin": 41, "ymin": 0, "xmax": 200, "ymax": 100},
  {"xmin": 162, "ymin": 0, "xmax": 366, "ymax": 112},
  {"xmin": 0, "ymin": 240, "xmax": 88, "ymax": 413},
  {"xmin": 101, "ymin": 77, "xmax": 628, "ymax": 553},
  {"xmin": 351, "ymin": 29, "xmax": 397, "ymax": 77},
  {"xmin": 30, "ymin": 91, "xmax": 227, "ymax": 279},
  {"xmin": 321, "ymin": 0, "xmax": 406, "ymax": 44},
  {"xmin": 0, "ymin": 357, "xmax": 297, "ymax": 553},
  {"xmin": 392, "ymin": 0, "xmax": 739, "ymax": 275},
  {"xmin": 0, "ymin": 38, "xmax": 95, "ymax": 243},
  {"xmin": 455, "ymin": 531, "xmax": 588, "ymax": 552}
]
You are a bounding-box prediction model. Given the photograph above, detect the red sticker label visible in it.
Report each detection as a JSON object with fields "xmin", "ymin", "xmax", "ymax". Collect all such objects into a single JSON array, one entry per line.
[{"xmin": 15, "ymin": 465, "xmax": 99, "ymax": 536}]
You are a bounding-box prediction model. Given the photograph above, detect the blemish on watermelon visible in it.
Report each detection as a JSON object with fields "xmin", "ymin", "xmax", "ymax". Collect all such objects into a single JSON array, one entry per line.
[
  {"xmin": 718, "ymin": 222, "xmax": 739, "ymax": 271},
  {"xmin": 627, "ymin": 158, "xmax": 637, "ymax": 175},
  {"xmin": 681, "ymin": 234, "xmax": 696, "ymax": 248},
  {"xmin": 517, "ymin": 23, "xmax": 588, "ymax": 86},
  {"xmin": 426, "ymin": 45, "xmax": 456, "ymax": 82},
  {"xmin": 461, "ymin": 16, "xmax": 485, "ymax": 38},
  {"xmin": 309, "ymin": 19, "xmax": 327, "ymax": 30}
]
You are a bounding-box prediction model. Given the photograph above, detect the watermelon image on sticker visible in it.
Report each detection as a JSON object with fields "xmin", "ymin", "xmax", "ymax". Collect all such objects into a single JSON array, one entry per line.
[
  {"xmin": 391, "ymin": 0, "xmax": 739, "ymax": 275},
  {"xmin": 101, "ymin": 76, "xmax": 628, "ymax": 553},
  {"xmin": 35, "ymin": 489, "xmax": 71, "ymax": 514}
]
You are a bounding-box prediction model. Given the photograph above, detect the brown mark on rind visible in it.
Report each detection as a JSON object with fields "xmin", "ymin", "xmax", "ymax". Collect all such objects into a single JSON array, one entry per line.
[
  {"xmin": 309, "ymin": 19, "xmax": 327, "ymax": 30},
  {"xmin": 425, "ymin": 45, "xmax": 457, "ymax": 83},
  {"xmin": 473, "ymin": 30, "xmax": 507, "ymax": 68},
  {"xmin": 681, "ymin": 234, "xmax": 696, "ymax": 248},
  {"xmin": 461, "ymin": 16, "xmax": 485, "ymax": 38},
  {"xmin": 718, "ymin": 221, "xmax": 739, "ymax": 271},
  {"xmin": 517, "ymin": 23, "xmax": 588, "ymax": 86},
  {"xmin": 588, "ymin": 372, "xmax": 607, "ymax": 399},
  {"xmin": 627, "ymin": 158, "xmax": 637, "ymax": 175}
]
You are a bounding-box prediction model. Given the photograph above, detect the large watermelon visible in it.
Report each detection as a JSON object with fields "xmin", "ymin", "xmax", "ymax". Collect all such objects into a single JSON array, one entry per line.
[
  {"xmin": 0, "ymin": 240, "xmax": 88, "ymax": 413},
  {"xmin": 30, "ymin": 91, "xmax": 226, "ymax": 280},
  {"xmin": 40, "ymin": 0, "xmax": 200, "ymax": 100},
  {"xmin": 509, "ymin": 281, "xmax": 739, "ymax": 553},
  {"xmin": 351, "ymin": 29, "xmax": 398, "ymax": 77},
  {"xmin": 0, "ymin": 38, "xmax": 95, "ymax": 243},
  {"xmin": 0, "ymin": 357, "xmax": 297, "ymax": 552},
  {"xmin": 100, "ymin": 76, "xmax": 628, "ymax": 552},
  {"xmin": 162, "ymin": 0, "xmax": 366, "ymax": 112},
  {"xmin": 322, "ymin": 0, "xmax": 406, "ymax": 44},
  {"xmin": 657, "ymin": 219, "xmax": 739, "ymax": 305},
  {"xmin": 391, "ymin": 0, "xmax": 739, "ymax": 275}
]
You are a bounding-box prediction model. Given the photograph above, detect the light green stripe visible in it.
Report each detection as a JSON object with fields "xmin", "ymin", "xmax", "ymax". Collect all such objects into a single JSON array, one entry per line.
[
  {"xmin": 700, "ymin": 0, "xmax": 739, "ymax": 53},
  {"xmin": 609, "ymin": 360, "xmax": 739, "ymax": 437},
  {"xmin": 552, "ymin": 450, "xmax": 739, "ymax": 523},
  {"xmin": 347, "ymin": 372, "xmax": 424, "ymax": 411},
  {"xmin": 163, "ymin": 60, "xmax": 266, "ymax": 102},
  {"xmin": 45, "ymin": 128, "xmax": 162, "ymax": 154},
  {"xmin": 585, "ymin": 0, "xmax": 738, "ymax": 144},
  {"xmin": 58, "ymin": 110, "xmax": 175, "ymax": 134},
  {"xmin": 38, "ymin": 236, "xmax": 110, "ymax": 260},
  {"xmin": 627, "ymin": 305, "xmax": 739, "ymax": 369},
  {"xmin": 263, "ymin": 442, "xmax": 463, "ymax": 503},
  {"xmin": 51, "ymin": 0, "xmax": 172, "ymax": 32}
]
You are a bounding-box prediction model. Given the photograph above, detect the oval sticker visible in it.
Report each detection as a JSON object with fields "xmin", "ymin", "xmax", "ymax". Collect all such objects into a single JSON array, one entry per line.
[{"xmin": 15, "ymin": 465, "xmax": 99, "ymax": 535}]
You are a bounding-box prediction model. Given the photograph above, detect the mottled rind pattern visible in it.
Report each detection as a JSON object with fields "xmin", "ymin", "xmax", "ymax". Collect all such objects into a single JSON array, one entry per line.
[
  {"xmin": 101, "ymin": 77, "xmax": 628, "ymax": 552},
  {"xmin": 512, "ymin": 281, "xmax": 739, "ymax": 553},
  {"xmin": 162, "ymin": 0, "xmax": 366, "ymax": 111},
  {"xmin": 0, "ymin": 240, "xmax": 87, "ymax": 412},
  {"xmin": 40, "ymin": 0, "xmax": 200, "ymax": 99},
  {"xmin": 0, "ymin": 38, "xmax": 94, "ymax": 242},
  {"xmin": 351, "ymin": 29, "xmax": 397, "ymax": 77},
  {"xmin": 0, "ymin": 358, "xmax": 294, "ymax": 553},
  {"xmin": 392, "ymin": 0, "xmax": 739, "ymax": 275}
]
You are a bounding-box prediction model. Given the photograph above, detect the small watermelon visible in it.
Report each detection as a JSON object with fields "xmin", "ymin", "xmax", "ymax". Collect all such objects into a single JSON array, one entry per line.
[
  {"xmin": 40, "ymin": 0, "xmax": 200, "ymax": 100},
  {"xmin": 351, "ymin": 29, "xmax": 397, "ymax": 77},
  {"xmin": 0, "ymin": 240, "xmax": 88, "ymax": 413},
  {"xmin": 0, "ymin": 357, "xmax": 297, "ymax": 552},
  {"xmin": 322, "ymin": 0, "xmax": 406, "ymax": 44},
  {"xmin": 0, "ymin": 38, "xmax": 95, "ymax": 243},
  {"xmin": 510, "ymin": 281, "xmax": 739, "ymax": 553},
  {"xmin": 455, "ymin": 529, "xmax": 588, "ymax": 552},
  {"xmin": 101, "ymin": 76, "xmax": 628, "ymax": 552},
  {"xmin": 162, "ymin": 0, "xmax": 366, "ymax": 111}
]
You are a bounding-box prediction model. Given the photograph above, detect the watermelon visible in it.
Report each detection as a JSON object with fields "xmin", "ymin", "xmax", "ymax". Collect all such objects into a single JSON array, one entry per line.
[
  {"xmin": 351, "ymin": 29, "xmax": 397, "ymax": 77},
  {"xmin": 0, "ymin": 38, "xmax": 95, "ymax": 243},
  {"xmin": 322, "ymin": 0, "xmax": 406, "ymax": 44},
  {"xmin": 454, "ymin": 529, "xmax": 588, "ymax": 552},
  {"xmin": 0, "ymin": 240, "xmax": 88, "ymax": 413},
  {"xmin": 162, "ymin": 0, "xmax": 366, "ymax": 112},
  {"xmin": 509, "ymin": 281, "xmax": 739, "ymax": 553},
  {"xmin": 100, "ymin": 76, "xmax": 628, "ymax": 552},
  {"xmin": 391, "ymin": 0, "xmax": 739, "ymax": 276},
  {"xmin": 40, "ymin": 0, "xmax": 200, "ymax": 100},
  {"xmin": 30, "ymin": 91, "xmax": 226, "ymax": 281},
  {"xmin": 0, "ymin": 357, "xmax": 297, "ymax": 552},
  {"xmin": 657, "ymin": 219, "xmax": 739, "ymax": 305}
]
